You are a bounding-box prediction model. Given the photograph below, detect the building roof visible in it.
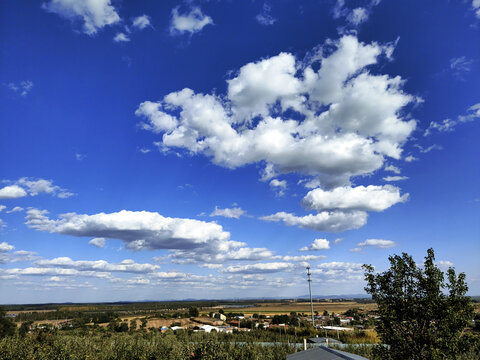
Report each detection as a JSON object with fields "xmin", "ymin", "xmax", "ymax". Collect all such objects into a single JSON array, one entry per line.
[{"xmin": 286, "ymin": 347, "xmax": 369, "ymax": 360}]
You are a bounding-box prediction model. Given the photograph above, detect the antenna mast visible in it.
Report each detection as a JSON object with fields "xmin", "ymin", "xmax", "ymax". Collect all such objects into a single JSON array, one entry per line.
[{"xmin": 306, "ymin": 265, "xmax": 315, "ymax": 328}]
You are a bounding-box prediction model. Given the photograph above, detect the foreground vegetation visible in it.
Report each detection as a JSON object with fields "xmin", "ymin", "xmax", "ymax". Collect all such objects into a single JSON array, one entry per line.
[{"xmin": 0, "ymin": 330, "xmax": 293, "ymax": 360}]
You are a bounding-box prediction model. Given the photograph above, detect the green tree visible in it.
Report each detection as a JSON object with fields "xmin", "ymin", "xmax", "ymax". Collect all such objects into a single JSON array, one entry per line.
[
  {"xmin": 18, "ymin": 321, "xmax": 33, "ymax": 337},
  {"xmin": 364, "ymin": 248, "xmax": 474, "ymax": 360},
  {"xmin": 188, "ymin": 306, "xmax": 199, "ymax": 317},
  {"xmin": 0, "ymin": 308, "xmax": 15, "ymax": 339}
]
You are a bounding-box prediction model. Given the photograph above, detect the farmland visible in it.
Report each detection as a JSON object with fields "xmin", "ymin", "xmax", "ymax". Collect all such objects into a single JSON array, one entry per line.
[{"xmin": 220, "ymin": 301, "xmax": 377, "ymax": 316}]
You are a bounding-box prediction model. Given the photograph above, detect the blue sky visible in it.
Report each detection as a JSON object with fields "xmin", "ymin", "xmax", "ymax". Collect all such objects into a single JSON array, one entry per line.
[{"xmin": 0, "ymin": 0, "xmax": 479, "ymax": 304}]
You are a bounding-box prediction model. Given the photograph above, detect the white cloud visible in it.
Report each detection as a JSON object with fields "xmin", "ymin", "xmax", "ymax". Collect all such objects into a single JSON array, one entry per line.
[
  {"xmin": 137, "ymin": 35, "xmax": 418, "ymax": 234},
  {"xmin": 260, "ymin": 163, "xmax": 277, "ymax": 182},
  {"xmin": 0, "ymin": 178, "xmax": 73, "ymax": 198},
  {"xmin": 35, "ymin": 257, "xmax": 159, "ymax": 274},
  {"xmin": 302, "ymin": 185, "xmax": 408, "ymax": 212},
  {"xmin": 333, "ymin": 238, "xmax": 344, "ymax": 244},
  {"xmin": 346, "ymin": 7, "xmax": 369, "ymax": 26},
  {"xmin": 222, "ymin": 262, "xmax": 293, "ymax": 274},
  {"xmin": 269, "ymin": 179, "xmax": 287, "ymax": 196},
  {"xmin": 210, "ymin": 206, "xmax": 245, "ymax": 219},
  {"xmin": 473, "ymin": 0, "xmax": 480, "ymax": 18},
  {"xmin": 89, "ymin": 237, "xmax": 106, "ymax": 248},
  {"xmin": 437, "ymin": 260, "xmax": 454, "ymax": 269},
  {"xmin": 311, "ymin": 261, "xmax": 365, "ymax": 283},
  {"xmin": 113, "ymin": 33, "xmax": 130, "ymax": 42},
  {"xmin": 132, "ymin": 15, "xmax": 151, "ymax": 30},
  {"xmin": 11, "ymin": 250, "xmax": 40, "ymax": 263},
  {"xmin": 256, "ymin": 3, "xmax": 277, "ymax": 26},
  {"xmin": 0, "ymin": 242, "xmax": 14, "ymax": 252},
  {"xmin": 357, "ymin": 238, "xmax": 396, "ymax": 248},
  {"xmin": 450, "ymin": 56, "xmax": 473, "ymax": 80},
  {"xmin": 169, "ymin": 6, "xmax": 213, "ymax": 36},
  {"xmin": 270, "ymin": 179, "xmax": 286, "ymax": 189},
  {"xmin": 281, "ymin": 255, "xmax": 326, "ymax": 262},
  {"xmin": 333, "ymin": 0, "xmax": 381, "ymax": 27},
  {"xmin": 382, "ymin": 175, "xmax": 408, "ymax": 182},
  {"xmin": 317, "ymin": 261, "xmax": 363, "ymax": 270},
  {"xmin": 168, "ymin": 246, "xmax": 275, "ymax": 264},
  {"xmin": 424, "ymin": 118, "xmax": 456, "ymax": 136},
  {"xmin": 404, "ymin": 155, "xmax": 418, "ymax": 162},
  {"xmin": 5, "ymin": 81, "xmax": 34, "ymax": 97},
  {"xmin": 200, "ymin": 263, "xmax": 223, "ymax": 269},
  {"xmin": 299, "ymin": 238, "xmax": 330, "ymax": 251},
  {"xmin": 4, "ymin": 267, "xmax": 110, "ymax": 278},
  {"xmin": 42, "ymin": 0, "xmax": 120, "ymax": 35},
  {"xmin": 424, "ymin": 102, "xmax": 480, "ymax": 137},
  {"xmin": 0, "ymin": 205, "xmax": 5, "ymax": 212},
  {"xmin": 25, "ymin": 208, "xmax": 245, "ymax": 258},
  {"xmin": 261, "ymin": 210, "xmax": 367, "ymax": 232},
  {"xmin": 137, "ymin": 36, "xmax": 416, "ymax": 183},
  {"xmin": 349, "ymin": 247, "xmax": 362, "ymax": 253},
  {"xmin": 384, "ymin": 164, "xmax": 400, "ymax": 174},
  {"xmin": 0, "ymin": 185, "xmax": 28, "ymax": 199},
  {"xmin": 75, "ymin": 153, "xmax": 86, "ymax": 161},
  {"xmin": 458, "ymin": 102, "xmax": 480, "ymax": 123},
  {"xmin": 414, "ymin": 144, "xmax": 442, "ymax": 153}
]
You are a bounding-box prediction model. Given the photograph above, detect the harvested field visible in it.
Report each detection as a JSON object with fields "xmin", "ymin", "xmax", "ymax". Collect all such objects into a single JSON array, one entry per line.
[
  {"xmin": 6, "ymin": 310, "xmax": 56, "ymax": 315},
  {"xmin": 220, "ymin": 301, "xmax": 377, "ymax": 315},
  {"xmin": 120, "ymin": 316, "xmax": 197, "ymax": 329}
]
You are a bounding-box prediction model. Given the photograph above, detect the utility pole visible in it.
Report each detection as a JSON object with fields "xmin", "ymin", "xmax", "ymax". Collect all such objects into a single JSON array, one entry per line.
[{"xmin": 306, "ymin": 265, "xmax": 315, "ymax": 328}]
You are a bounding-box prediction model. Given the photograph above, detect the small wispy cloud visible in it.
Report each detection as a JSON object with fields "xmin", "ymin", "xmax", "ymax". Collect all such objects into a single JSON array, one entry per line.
[
  {"xmin": 4, "ymin": 81, "xmax": 34, "ymax": 97},
  {"xmin": 383, "ymin": 176, "xmax": 408, "ymax": 182},
  {"xmin": 113, "ymin": 32, "xmax": 130, "ymax": 42},
  {"xmin": 210, "ymin": 206, "xmax": 245, "ymax": 219},
  {"xmin": 299, "ymin": 238, "xmax": 330, "ymax": 251},
  {"xmin": 169, "ymin": 6, "xmax": 213, "ymax": 36},
  {"xmin": 450, "ymin": 56, "xmax": 473, "ymax": 80},
  {"xmin": 424, "ymin": 102, "xmax": 480, "ymax": 136},
  {"xmin": 350, "ymin": 238, "xmax": 396, "ymax": 252},
  {"xmin": 256, "ymin": 3, "xmax": 277, "ymax": 26},
  {"xmin": 132, "ymin": 15, "xmax": 151, "ymax": 30},
  {"xmin": 269, "ymin": 179, "xmax": 287, "ymax": 197}
]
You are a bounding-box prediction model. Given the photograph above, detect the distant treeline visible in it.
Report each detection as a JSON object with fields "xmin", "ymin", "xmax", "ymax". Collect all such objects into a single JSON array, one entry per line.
[
  {"xmin": 2, "ymin": 298, "xmax": 376, "ymax": 312},
  {"xmin": 14, "ymin": 310, "xmax": 120, "ymax": 323}
]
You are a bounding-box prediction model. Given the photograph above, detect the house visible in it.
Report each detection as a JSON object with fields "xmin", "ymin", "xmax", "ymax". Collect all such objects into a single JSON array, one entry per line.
[
  {"xmin": 229, "ymin": 320, "xmax": 240, "ymax": 327},
  {"xmin": 286, "ymin": 347, "xmax": 369, "ymax": 360},
  {"xmin": 200, "ymin": 325, "xmax": 220, "ymax": 333},
  {"xmin": 212, "ymin": 313, "xmax": 227, "ymax": 321}
]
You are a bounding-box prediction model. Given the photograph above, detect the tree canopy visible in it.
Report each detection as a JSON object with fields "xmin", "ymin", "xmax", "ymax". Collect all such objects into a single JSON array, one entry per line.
[{"xmin": 363, "ymin": 248, "xmax": 474, "ymax": 360}]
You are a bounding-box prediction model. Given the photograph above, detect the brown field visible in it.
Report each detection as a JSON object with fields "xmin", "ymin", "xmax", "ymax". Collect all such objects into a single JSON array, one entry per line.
[
  {"xmin": 7, "ymin": 310, "xmax": 57, "ymax": 315},
  {"xmin": 219, "ymin": 301, "xmax": 377, "ymax": 316}
]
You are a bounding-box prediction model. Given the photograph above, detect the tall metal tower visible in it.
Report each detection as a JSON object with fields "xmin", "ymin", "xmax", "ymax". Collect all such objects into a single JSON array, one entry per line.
[{"xmin": 306, "ymin": 265, "xmax": 315, "ymax": 328}]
